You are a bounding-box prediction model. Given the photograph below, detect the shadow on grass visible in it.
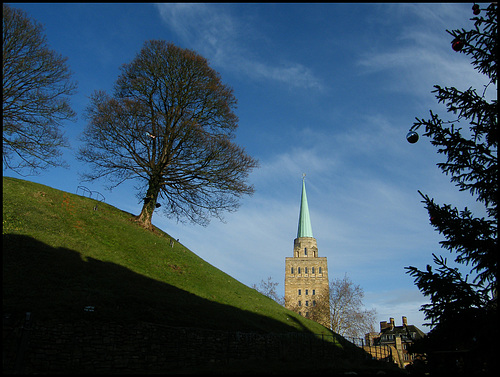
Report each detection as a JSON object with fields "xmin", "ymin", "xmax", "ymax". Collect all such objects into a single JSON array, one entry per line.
[
  {"xmin": 3, "ymin": 233, "xmax": 310, "ymax": 333},
  {"xmin": 3, "ymin": 234, "xmax": 404, "ymax": 375}
]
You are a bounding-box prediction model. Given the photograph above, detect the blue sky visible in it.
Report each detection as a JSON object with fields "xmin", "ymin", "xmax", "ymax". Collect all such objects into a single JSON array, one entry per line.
[{"xmin": 4, "ymin": 3, "xmax": 495, "ymax": 333}]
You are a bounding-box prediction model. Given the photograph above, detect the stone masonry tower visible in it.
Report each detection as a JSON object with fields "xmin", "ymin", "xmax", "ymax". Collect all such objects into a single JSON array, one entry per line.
[{"xmin": 285, "ymin": 176, "xmax": 330, "ymax": 327}]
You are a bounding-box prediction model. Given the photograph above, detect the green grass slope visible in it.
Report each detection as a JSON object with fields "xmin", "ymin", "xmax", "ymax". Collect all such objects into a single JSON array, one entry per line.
[{"xmin": 3, "ymin": 176, "xmax": 333, "ymax": 336}]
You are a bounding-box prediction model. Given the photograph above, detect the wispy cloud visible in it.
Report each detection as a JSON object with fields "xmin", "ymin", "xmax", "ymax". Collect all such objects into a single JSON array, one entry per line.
[
  {"xmin": 155, "ymin": 4, "xmax": 236, "ymax": 63},
  {"xmin": 357, "ymin": 3, "xmax": 494, "ymax": 97},
  {"xmin": 358, "ymin": 46, "xmax": 488, "ymax": 97},
  {"xmin": 155, "ymin": 3, "xmax": 324, "ymax": 90}
]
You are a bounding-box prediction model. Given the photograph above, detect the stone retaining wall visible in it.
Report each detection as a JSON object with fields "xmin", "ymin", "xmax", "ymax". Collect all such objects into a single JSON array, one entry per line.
[{"xmin": 3, "ymin": 318, "xmax": 338, "ymax": 374}]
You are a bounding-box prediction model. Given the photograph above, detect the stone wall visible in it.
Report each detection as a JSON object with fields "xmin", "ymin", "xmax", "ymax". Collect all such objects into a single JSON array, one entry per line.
[
  {"xmin": 362, "ymin": 345, "xmax": 395, "ymax": 364},
  {"xmin": 3, "ymin": 318, "xmax": 340, "ymax": 374},
  {"xmin": 285, "ymin": 236, "xmax": 330, "ymax": 327}
]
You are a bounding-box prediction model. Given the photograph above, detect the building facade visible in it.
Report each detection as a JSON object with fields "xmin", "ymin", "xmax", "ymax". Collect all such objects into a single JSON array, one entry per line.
[
  {"xmin": 285, "ymin": 177, "xmax": 330, "ymax": 327},
  {"xmin": 365, "ymin": 316, "xmax": 426, "ymax": 368}
]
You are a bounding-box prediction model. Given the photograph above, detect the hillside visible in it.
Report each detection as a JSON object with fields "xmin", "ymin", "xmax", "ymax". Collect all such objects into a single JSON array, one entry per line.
[{"xmin": 3, "ymin": 176, "xmax": 335, "ymax": 335}]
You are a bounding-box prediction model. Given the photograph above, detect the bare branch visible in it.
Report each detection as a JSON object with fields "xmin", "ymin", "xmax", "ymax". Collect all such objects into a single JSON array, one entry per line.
[
  {"xmin": 2, "ymin": 4, "xmax": 77, "ymax": 174},
  {"xmin": 78, "ymin": 41, "xmax": 258, "ymax": 228}
]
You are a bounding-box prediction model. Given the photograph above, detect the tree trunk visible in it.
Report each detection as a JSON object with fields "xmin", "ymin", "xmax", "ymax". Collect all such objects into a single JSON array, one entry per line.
[{"xmin": 136, "ymin": 175, "xmax": 161, "ymax": 229}]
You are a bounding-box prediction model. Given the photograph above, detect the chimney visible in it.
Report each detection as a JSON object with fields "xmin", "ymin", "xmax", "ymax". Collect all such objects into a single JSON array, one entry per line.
[
  {"xmin": 390, "ymin": 317, "xmax": 395, "ymax": 330},
  {"xmin": 380, "ymin": 321, "xmax": 388, "ymax": 331},
  {"xmin": 402, "ymin": 316, "xmax": 407, "ymax": 326}
]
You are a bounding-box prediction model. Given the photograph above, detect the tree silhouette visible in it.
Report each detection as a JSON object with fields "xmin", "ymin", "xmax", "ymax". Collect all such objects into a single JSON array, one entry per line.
[
  {"xmin": 79, "ymin": 40, "xmax": 258, "ymax": 229},
  {"xmin": 329, "ymin": 274, "xmax": 376, "ymax": 338},
  {"xmin": 3, "ymin": 4, "xmax": 77, "ymax": 174},
  {"xmin": 405, "ymin": 3, "xmax": 497, "ymax": 374}
]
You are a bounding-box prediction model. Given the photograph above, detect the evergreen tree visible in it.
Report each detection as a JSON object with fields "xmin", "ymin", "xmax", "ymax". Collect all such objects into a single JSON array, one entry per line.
[{"xmin": 405, "ymin": 3, "xmax": 497, "ymax": 374}]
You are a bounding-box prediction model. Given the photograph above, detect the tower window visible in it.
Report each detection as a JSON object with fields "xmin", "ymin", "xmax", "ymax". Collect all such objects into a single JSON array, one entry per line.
[
  {"xmin": 312, "ymin": 289, "xmax": 316, "ymax": 295},
  {"xmin": 312, "ymin": 267, "xmax": 315, "ymax": 274},
  {"xmin": 291, "ymin": 267, "xmax": 294, "ymax": 274},
  {"xmin": 298, "ymin": 267, "xmax": 301, "ymax": 274},
  {"xmin": 304, "ymin": 248, "xmax": 307, "ymax": 256},
  {"xmin": 305, "ymin": 289, "xmax": 308, "ymax": 295},
  {"xmin": 319, "ymin": 267, "xmax": 322, "ymax": 274},
  {"xmin": 305, "ymin": 301, "xmax": 309, "ymax": 307},
  {"xmin": 305, "ymin": 267, "xmax": 308, "ymax": 274},
  {"xmin": 298, "ymin": 289, "xmax": 301, "ymax": 295}
]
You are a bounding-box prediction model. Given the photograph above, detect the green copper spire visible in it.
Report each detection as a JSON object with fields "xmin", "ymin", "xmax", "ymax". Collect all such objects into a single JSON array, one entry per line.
[{"xmin": 297, "ymin": 175, "xmax": 313, "ymax": 238}]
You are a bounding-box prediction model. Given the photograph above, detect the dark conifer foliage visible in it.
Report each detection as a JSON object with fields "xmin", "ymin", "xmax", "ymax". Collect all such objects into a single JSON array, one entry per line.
[{"xmin": 405, "ymin": 3, "xmax": 497, "ymax": 374}]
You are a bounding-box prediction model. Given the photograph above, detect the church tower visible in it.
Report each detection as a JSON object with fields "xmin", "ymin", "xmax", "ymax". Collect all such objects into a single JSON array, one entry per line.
[{"xmin": 285, "ymin": 176, "xmax": 330, "ymax": 327}]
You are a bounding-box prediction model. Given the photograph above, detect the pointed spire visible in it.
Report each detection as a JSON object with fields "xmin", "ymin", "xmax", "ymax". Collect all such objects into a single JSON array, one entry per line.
[{"xmin": 297, "ymin": 174, "xmax": 313, "ymax": 238}]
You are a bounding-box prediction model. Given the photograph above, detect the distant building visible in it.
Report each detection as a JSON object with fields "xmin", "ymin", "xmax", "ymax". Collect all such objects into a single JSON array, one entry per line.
[
  {"xmin": 284, "ymin": 177, "xmax": 330, "ymax": 327},
  {"xmin": 365, "ymin": 316, "xmax": 426, "ymax": 368}
]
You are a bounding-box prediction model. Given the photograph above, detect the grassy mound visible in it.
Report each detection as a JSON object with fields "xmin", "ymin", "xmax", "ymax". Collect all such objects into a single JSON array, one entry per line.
[{"xmin": 3, "ymin": 176, "xmax": 333, "ymax": 335}]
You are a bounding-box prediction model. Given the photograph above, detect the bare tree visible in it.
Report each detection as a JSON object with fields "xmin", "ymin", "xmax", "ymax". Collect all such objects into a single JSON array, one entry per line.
[
  {"xmin": 263, "ymin": 273, "xmax": 373, "ymax": 332},
  {"xmin": 252, "ymin": 276, "xmax": 284, "ymax": 305},
  {"xmin": 329, "ymin": 274, "xmax": 376, "ymax": 338},
  {"xmin": 298, "ymin": 288, "xmax": 331, "ymax": 328},
  {"xmin": 78, "ymin": 40, "xmax": 258, "ymax": 229},
  {"xmin": 284, "ymin": 287, "xmax": 330, "ymax": 327},
  {"xmin": 2, "ymin": 4, "xmax": 77, "ymax": 174}
]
